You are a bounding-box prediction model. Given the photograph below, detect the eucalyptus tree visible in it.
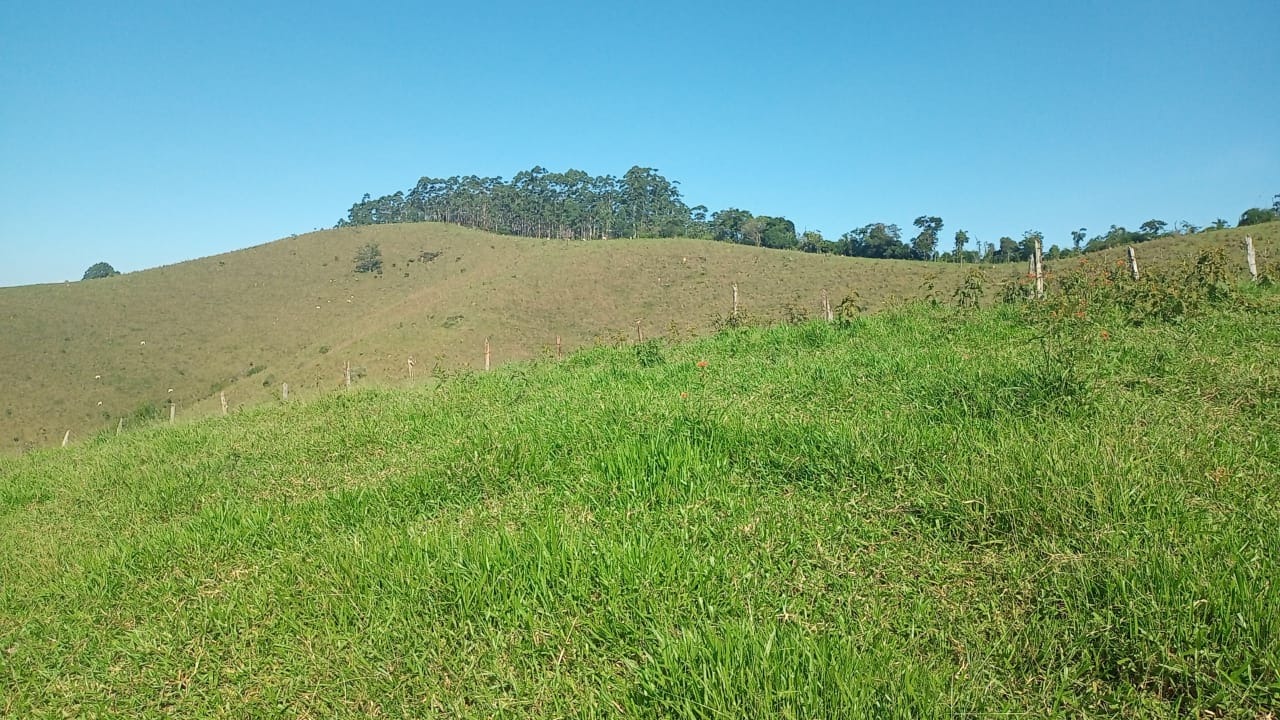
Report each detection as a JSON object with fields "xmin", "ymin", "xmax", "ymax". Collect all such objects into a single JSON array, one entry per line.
[
  {"xmin": 911, "ymin": 216, "xmax": 943, "ymax": 260},
  {"xmin": 952, "ymin": 229, "xmax": 970, "ymax": 263}
]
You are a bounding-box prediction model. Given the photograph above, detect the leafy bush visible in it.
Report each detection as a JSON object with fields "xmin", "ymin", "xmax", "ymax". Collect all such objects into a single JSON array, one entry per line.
[
  {"xmin": 81, "ymin": 262, "xmax": 120, "ymax": 280},
  {"xmin": 634, "ymin": 339, "xmax": 665, "ymax": 367},
  {"xmin": 353, "ymin": 243, "xmax": 383, "ymax": 274}
]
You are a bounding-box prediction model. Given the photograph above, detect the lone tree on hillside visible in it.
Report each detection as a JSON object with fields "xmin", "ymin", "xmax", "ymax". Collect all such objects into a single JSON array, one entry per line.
[
  {"xmin": 911, "ymin": 216, "xmax": 943, "ymax": 260},
  {"xmin": 82, "ymin": 262, "xmax": 120, "ymax": 280},
  {"xmin": 1071, "ymin": 228, "xmax": 1087, "ymax": 253},
  {"xmin": 353, "ymin": 243, "xmax": 383, "ymax": 274},
  {"xmin": 952, "ymin": 229, "xmax": 969, "ymax": 263},
  {"xmin": 1139, "ymin": 219, "xmax": 1168, "ymax": 237}
]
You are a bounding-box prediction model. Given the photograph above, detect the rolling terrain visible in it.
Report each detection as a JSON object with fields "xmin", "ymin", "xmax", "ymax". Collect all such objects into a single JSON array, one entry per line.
[
  {"xmin": 1, "ymin": 221, "xmax": 1275, "ymax": 452},
  {"xmin": 1, "ymin": 223, "xmax": 993, "ymax": 452},
  {"xmin": 2, "ymin": 270, "xmax": 1277, "ymax": 716}
]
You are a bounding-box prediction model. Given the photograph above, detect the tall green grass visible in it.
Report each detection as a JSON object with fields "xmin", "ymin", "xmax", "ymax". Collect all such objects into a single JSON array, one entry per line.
[{"xmin": 1, "ymin": 280, "xmax": 1277, "ymax": 717}]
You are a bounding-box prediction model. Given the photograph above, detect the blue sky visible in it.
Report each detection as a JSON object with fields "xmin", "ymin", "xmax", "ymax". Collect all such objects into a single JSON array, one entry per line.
[{"xmin": 1, "ymin": 0, "xmax": 1276, "ymax": 286}]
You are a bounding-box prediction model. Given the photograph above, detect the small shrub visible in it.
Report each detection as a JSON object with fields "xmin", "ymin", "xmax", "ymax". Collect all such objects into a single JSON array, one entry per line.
[
  {"xmin": 127, "ymin": 402, "xmax": 163, "ymax": 425},
  {"xmin": 952, "ymin": 268, "xmax": 985, "ymax": 310},
  {"xmin": 634, "ymin": 340, "xmax": 665, "ymax": 367},
  {"xmin": 834, "ymin": 291, "xmax": 864, "ymax": 322},
  {"xmin": 353, "ymin": 243, "xmax": 383, "ymax": 274}
]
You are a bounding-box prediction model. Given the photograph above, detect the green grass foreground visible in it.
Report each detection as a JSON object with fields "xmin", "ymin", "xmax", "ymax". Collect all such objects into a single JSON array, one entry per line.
[{"xmin": 2, "ymin": 290, "xmax": 1278, "ymax": 717}]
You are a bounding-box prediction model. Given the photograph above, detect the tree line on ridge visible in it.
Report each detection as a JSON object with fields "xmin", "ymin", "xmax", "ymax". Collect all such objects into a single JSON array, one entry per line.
[{"xmin": 336, "ymin": 166, "xmax": 1280, "ymax": 264}]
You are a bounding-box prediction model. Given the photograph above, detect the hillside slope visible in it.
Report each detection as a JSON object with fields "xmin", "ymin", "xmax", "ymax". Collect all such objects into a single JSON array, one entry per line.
[
  {"xmin": 2, "ymin": 284, "xmax": 1277, "ymax": 716},
  {"xmin": 0, "ymin": 224, "xmax": 985, "ymax": 452},
  {"xmin": 2, "ymin": 221, "xmax": 1274, "ymax": 452}
]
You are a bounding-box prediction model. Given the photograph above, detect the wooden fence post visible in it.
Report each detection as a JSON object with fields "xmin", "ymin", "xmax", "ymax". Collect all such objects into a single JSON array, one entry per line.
[
  {"xmin": 1245, "ymin": 235, "xmax": 1257, "ymax": 282},
  {"xmin": 635, "ymin": 320, "xmax": 643, "ymax": 343},
  {"xmin": 220, "ymin": 391, "xmax": 228, "ymax": 416},
  {"xmin": 822, "ymin": 290, "xmax": 833, "ymax": 322},
  {"xmin": 732, "ymin": 283, "xmax": 739, "ymax": 321},
  {"xmin": 407, "ymin": 355, "xmax": 415, "ymax": 379},
  {"xmin": 344, "ymin": 361, "xmax": 352, "ymax": 388},
  {"xmin": 556, "ymin": 336, "xmax": 562, "ymax": 360},
  {"xmin": 62, "ymin": 430, "xmax": 70, "ymax": 447},
  {"xmin": 282, "ymin": 383, "xmax": 289, "ymax": 401},
  {"xmin": 117, "ymin": 418, "xmax": 124, "ymax": 435},
  {"xmin": 1034, "ymin": 237, "xmax": 1045, "ymax": 299},
  {"xmin": 169, "ymin": 404, "xmax": 176, "ymax": 425},
  {"xmin": 1127, "ymin": 246, "xmax": 1140, "ymax": 281},
  {"xmin": 485, "ymin": 338, "xmax": 491, "ymax": 371}
]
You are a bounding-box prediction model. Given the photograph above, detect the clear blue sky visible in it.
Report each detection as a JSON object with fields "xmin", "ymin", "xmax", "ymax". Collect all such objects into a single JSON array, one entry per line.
[{"xmin": 1, "ymin": 0, "xmax": 1276, "ymax": 287}]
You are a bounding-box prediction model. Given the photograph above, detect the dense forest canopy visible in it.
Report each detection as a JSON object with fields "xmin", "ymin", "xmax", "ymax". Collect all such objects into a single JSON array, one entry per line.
[{"xmin": 338, "ymin": 169, "xmax": 1279, "ymax": 263}]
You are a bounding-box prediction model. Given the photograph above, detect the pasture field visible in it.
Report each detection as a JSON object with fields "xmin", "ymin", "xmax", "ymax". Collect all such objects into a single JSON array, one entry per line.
[
  {"xmin": 1, "ymin": 223, "xmax": 1026, "ymax": 453},
  {"xmin": 2, "ymin": 255, "xmax": 1277, "ymax": 717}
]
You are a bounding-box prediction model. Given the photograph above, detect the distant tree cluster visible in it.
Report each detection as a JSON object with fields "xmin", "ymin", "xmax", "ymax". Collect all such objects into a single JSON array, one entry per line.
[
  {"xmin": 1238, "ymin": 194, "xmax": 1280, "ymax": 227},
  {"xmin": 337, "ymin": 166, "xmax": 698, "ymax": 240},
  {"xmin": 338, "ymin": 172, "xmax": 1279, "ymax": 265}
]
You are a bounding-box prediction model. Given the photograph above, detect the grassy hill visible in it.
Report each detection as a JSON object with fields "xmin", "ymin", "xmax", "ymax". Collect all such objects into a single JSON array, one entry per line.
[
  {"xmin": 2, "ymin": 222, "xmax": 1275, "ymax": 453},
  {"xmin": 0, "ymin": 224, "xmax": 990, "ymax": 453},
  {"xmin": 2, "ymin": 268, "xmax": 1277, "ymax": 716}
]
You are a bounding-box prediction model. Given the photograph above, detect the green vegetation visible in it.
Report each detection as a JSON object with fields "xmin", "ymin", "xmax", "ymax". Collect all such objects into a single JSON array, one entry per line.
[
  {"xmin": 352, "ymin": 242, "xmax": 383, "ymax": 274},
  {"xmin": 338, "ymin": 166, "xmax": 1276, "ymax": 265},
  {"xmin": 81, "ymin": 262, "xmax": 120, "ymax": 280},
  {"xmin": 2, "ymin": 223, "xmax": 1023, "ymax": 453},
  {"xmin": 2, "ymin": 256, "xmax": 1277, "ymax": 716}
]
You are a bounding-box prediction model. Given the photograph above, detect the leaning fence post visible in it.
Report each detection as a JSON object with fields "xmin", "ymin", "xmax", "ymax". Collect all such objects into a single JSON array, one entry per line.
[
  {"xmin": 1127, "ymin": 246, "xmax": 1140, "ymax": 281},
  {"xmin": 1245, "ymin": 235, "xmax": 1257, "ymax": 282},
  {"xmin": 117, "ymin": 418, "xmax": 124, "ymax": 435},
  {"xmin": 62, "ymin": 430, "xmax": 70, "ymax": 447}
]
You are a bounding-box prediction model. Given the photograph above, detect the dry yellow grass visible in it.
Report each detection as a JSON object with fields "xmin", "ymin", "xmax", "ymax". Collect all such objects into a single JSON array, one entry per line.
[{"xmin": 2, "ymin": 221, "xmax": 1274, "ymax": 452}]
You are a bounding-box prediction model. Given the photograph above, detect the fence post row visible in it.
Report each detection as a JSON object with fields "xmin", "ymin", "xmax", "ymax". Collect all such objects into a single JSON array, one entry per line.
[{"xmin": 84, "ymin": 235, "xmax": 1274, "ymax": 448}]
